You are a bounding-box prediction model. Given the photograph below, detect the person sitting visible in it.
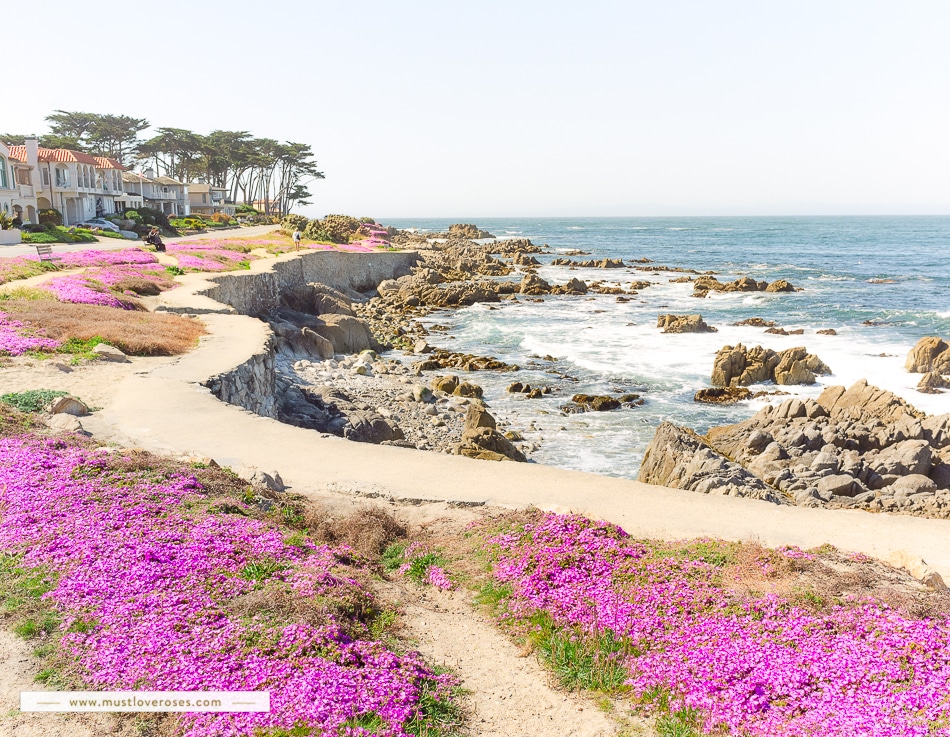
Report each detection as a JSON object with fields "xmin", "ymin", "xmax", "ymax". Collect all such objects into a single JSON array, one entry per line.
[{"xmin": 144, "ymin": 227, "xmax": 166, "ymax": 252}]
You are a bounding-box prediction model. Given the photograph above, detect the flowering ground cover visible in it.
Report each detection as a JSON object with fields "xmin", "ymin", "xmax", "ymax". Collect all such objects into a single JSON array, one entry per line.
[
  {"xmin": 0, "ymin": 423, "xmax": 461, "ymax": 737},
  {"xmin": 0, "ymin": 310, "xmax": 60, "ymax": 355},
  {"xmin": 0, "ymin": 256, "xmax": 57, "ymax": 286},
  {"xmin": 167, "ymin": 241, "xmax": 257, "ymax": 272},
  {"xmin": 39, "ymin": 264, "xmax": 178, "ymax": 309},
  {"xmin": 475, "ymin": 513, "xmax": 950, "ymax": 737},
  {"xmin": 55, "ymin": 248, "xmax": 159, "ymax": 268}
]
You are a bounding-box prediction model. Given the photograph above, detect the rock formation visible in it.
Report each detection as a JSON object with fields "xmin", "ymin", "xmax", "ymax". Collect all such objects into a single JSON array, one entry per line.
[
  {"xmin": 638, "ymin": 422, "xmax": 787, "ymax": 504},
  {"xmin": 657, "ymin": 314, "xmax": 717, "ymax": 334},
  {"xmin": 711, "ymin": 344, "xmax": 831, "ymax": 386}
]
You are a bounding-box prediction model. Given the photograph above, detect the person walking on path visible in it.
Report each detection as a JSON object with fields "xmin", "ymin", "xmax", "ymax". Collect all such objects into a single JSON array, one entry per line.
[{"xmin": 292, "ymin": 229, "xmax": 302, "ymax": 251}]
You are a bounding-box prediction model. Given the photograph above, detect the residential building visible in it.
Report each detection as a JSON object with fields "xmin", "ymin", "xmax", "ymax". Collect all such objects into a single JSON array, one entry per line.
[
  {"xmin": 7, "ymin": 139, "xmax": 127, "ymax": 224},
  {"xmin": 151, "ymin": 175, "xmax": 190, "ymax": 216},
  {"xmin": 188, "ymin": 182, "xmax": 235, "ymax": 216},
  {"xmin": 0, "ymin": 140, "xmax": 38, "ymax": 223},
  {"xmin": 119, "ymin": 172, "xmax": 147, "ymax": 211}
]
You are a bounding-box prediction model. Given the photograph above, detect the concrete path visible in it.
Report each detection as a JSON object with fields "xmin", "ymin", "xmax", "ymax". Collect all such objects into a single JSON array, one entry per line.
[{"xmin": 84, "ymin": 307, "xmax": 950, "ymax": 581}]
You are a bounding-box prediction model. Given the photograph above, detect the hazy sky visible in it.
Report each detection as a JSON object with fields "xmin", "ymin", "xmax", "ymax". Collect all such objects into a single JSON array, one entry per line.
[{"xmin": 7, "ymin": 1, "xmax": 949, "ymax": 218}]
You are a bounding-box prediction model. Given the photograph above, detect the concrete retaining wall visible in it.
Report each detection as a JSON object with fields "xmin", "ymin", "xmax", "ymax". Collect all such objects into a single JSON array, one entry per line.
[
  {"xmin": 202, "ymin": 250, "xmax": 419, "ymax": 317},
  {"xmin": 199, "ymin": 250, "xmax": 417, "ymax": 415}
]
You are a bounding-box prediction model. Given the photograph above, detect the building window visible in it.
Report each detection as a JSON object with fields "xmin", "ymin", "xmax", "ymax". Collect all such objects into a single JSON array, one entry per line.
[
  {"xmin": 0, "ymin": 158, "xmax": 7, "ymax": 188},
  {"xmin": 42, "ymin": 168, "xmax": 50, "ymax": 186}
]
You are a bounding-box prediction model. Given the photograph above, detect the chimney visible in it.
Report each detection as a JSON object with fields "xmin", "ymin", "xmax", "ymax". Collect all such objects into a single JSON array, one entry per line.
[
  {"xmin": 144, "ymin": 168, "xmax": 156, "ymax": 179},
  {"xmin": 25, "ymin": 137, "xmax": 39, "ymax": 168}
]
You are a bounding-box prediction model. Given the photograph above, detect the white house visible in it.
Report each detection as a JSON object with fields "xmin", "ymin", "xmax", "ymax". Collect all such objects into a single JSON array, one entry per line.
[
  {"xmin": 8, "ymin": 139, "xmax": 127, "ymax": 225},
  {"xmin": 121, "ymin": 170, "xmax": 189, "ymax": 216},
  {"xmin": 187, "ymin": 182, "xmax": 235, "ymax": 216},
  {"xmin": 0, "ymin": 140, "xmax": 38, "ymax": 225}
]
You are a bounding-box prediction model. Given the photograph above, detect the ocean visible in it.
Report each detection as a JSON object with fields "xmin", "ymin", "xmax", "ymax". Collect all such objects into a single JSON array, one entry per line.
[{"xmin": 385, "ymin": 217, "xmax": 950, "ymax": 478}]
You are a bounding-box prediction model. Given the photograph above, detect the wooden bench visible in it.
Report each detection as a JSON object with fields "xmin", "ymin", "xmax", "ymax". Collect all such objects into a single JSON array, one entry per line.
[{"xmin": 35, "ymin": 244, "xmax": 59, "ymax": 262}]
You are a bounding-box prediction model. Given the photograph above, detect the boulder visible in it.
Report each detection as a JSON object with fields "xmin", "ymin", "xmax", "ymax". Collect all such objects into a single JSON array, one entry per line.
[
  {"xmin": 890, "ymin": 474, "xmax": 937, "ymax": 497},
  {"xmin": 309, "ymin": 314, "xmax": 378, "ymax": 354},
  {"xmin": 657, "ymin": 314, "xmax": 717, "ymax": 334},
  {"xmin": 712, "ymin": 344, "xmax": 830, "ymax": 387},
  {"xmin": 519, "ymin": 273, "xmax": 551, "ymax": 296},
  {"xmin": 93, "ymin": 343, "xmax": 130, "ymax": 363},
  {"xmin": 46, "ymin": 413, "xmax": 85, "ymax": 433},
  {"xmin": 458, "ymin": 426, "xmax": 526, "ymax": 462},
  {"xmin": 906, "ymin": 337, "xmax": 950, "ymax": 374},
  {"xmin": 431, "ymin": 375, "xmax": 460, "ymax": 394},
  {"xmin": 412, "ymin": 385, "xmax": 435, "ymax": 403},
  {"xmin": 48, "ymin": 395, "xmax": 89, "ymax": 416},
  {"xmin": 765, "ymin": 279, "xmax": 796, "ymax": 292},
  {"xmin": 236, "ymin": 465, "xmax": 286, "ymax": 492},
  {"xmin": 694, "ymin": 387, "xmax": 751, "ymax": 404},
  {"xmin": 343, "ymin": 411, "xmax": 405, "ymax": 444},
  {"xmin": 454, "ymin": 381, "xmax": 484, "ymax": 399},
  {"xmin": 817, "ymin": 474, "xmax": 859, "ymax": 497},
  {"xmin": 638, "ymin": 422, "xmax": 786, "ymax": 503},
  {"xmin": 288, "ymin": 328, "xmax": 335, "ymax": 360},
  {"xmin": 918, "ymin": 372, "xmax": 950, "ymax": 394},
  {"xmin": 773, "ymin": 346, "xmax": 831, "ymax": 385},
  {"xmin": 464, "ymin": 404, "xmax": 496, "ymax": 431}
]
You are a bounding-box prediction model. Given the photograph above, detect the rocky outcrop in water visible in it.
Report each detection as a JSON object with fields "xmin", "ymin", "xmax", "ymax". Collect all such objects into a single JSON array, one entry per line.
[
  {"xmin": 642, "ymin": 380, "xmax": 950, "ymax": 517},
  {"xmin": 711, "ymin": 344, "xmax": 831, "ymax": 386},
  {"xmin": 550, "ymin": 257, "xmax": 626, "ymax": 268},
  {"xmin": 906, "ymin": 338, "xmax": 950, "ymax": 385},
  {"xmin": 448, "ymin": 223, "xmax": 495, "ymax": 239},
  {"xmin": 692, "ymin": 275, "xmax": 800, "ymax": 297},
  {"xmin": 657, "ymin": 314, "xmax": 717, "ymax": 333}
]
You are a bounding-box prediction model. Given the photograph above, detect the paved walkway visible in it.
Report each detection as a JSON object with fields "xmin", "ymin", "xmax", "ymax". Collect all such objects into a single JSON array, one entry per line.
[{"xmin": 0, "ymin": 224, "xmax": 279, "ymax": 259}]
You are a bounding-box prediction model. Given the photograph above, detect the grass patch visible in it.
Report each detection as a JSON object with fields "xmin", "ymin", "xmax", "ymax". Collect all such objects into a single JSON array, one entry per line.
[
  {"xmin": 403, "ymin": 669, "xmax": 466, "ymax": 737},
  {"xmin": 655, "ymin": 708, "xmax": 704, "ymax": 737},
  {"xmin": 1, "ymin": 299, "xmax": 206, "ymax": 356},
  {"xmin": 529, "ymin": 612, "xmax": 634, "ymax": 693},
  {"xmin": 239, "ymin": 559, "xmax": 286, "ymax": 582},
  {"xmin": 0, "ymin": 286, "xmax": 57, "ymax": 301},
  {"xmin": 0, "ymin": 389, "xmax": 69, "ymax": 413}
]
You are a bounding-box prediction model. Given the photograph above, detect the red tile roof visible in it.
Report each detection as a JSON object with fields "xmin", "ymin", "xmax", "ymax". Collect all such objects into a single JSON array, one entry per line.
[
  {"xmin": 7, "ymin": 145, "xmax": 101, "ymax": 166},
  {"xmin": 94, "ymin": 156, "xmax": 125, "ymax": 170}
]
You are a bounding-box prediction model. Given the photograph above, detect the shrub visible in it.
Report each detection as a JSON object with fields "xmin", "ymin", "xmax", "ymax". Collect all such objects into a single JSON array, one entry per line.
[
  {"xmin": 235, "ymin": 204, "xmax": 260, "ymax": 215},
  {"xmin": 281, "ymin": 214, "xmax": 309, "ymax": 232},
  {"xmin": 123, "ymin": 210, "xmax": 143, "ymax": 224},
  {"xmin": 21, "ymin": 224, "xmax": 48, "ymax": 234},
  {"xmin": 320, "ymin": 214, "xmax": 366, "ymax": 244},
  {"xmin": 210, "ymin": 212, "xmax": 232, "ymax": 224},
  {"xmin": 38, "ymin": 209, "xmax": 63, "ymax": 226},
  {"xmin": 303, "ymin": 221, "xmax": 331, "ymax": 242}
]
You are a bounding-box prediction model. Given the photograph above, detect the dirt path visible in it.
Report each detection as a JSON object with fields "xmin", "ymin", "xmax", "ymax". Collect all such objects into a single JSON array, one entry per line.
[
  {"xmin": 0, "ymin": 630, "xmax": 137, "ymax": 737},
  {"xmin": 383, "ymin": 580, "xmax": 631, "ymax": 737}
]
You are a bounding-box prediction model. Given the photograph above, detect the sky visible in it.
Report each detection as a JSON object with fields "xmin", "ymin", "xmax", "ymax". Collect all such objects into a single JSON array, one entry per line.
[{"xmin": 6, "ymin": 1, "xmax": 949, "ymax": 218}]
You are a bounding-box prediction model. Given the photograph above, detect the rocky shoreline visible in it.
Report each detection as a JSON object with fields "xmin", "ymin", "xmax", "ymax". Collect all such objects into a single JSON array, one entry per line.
[{"xmin": 237, "ymin": 224, "xmax": 950, "ymax": 521}]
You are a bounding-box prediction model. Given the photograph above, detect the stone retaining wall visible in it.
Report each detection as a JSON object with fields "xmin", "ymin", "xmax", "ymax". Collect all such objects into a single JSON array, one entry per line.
[
  {"xmin": 203, "ymin": 336, "xmax": 278, "ymax": 418},
  {"xmin": 202, "ymin": 250, "xmax": 419, "ymax": 317},
  {"xmin": 199, "ymin": 250, "xmax": 417, "ymax": 415}
]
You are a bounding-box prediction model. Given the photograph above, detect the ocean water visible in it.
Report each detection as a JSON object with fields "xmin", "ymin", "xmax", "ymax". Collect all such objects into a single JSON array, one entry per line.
[{"xmin": 386, "ymin": 217, "xmax": 950, "ymax": 478}]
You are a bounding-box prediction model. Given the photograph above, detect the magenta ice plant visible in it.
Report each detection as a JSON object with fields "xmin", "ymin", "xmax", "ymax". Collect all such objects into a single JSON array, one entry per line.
[
  {"xmin": 0, "ymin": 435, "xmax": 456, "ymax": 737},
  {"xmin": 483, "ymin": 513, "xmax": 950, "ymax": 737},
  {"xmin": 0, "ymin": 311, "xmax": 60, "ymax": 355}
]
